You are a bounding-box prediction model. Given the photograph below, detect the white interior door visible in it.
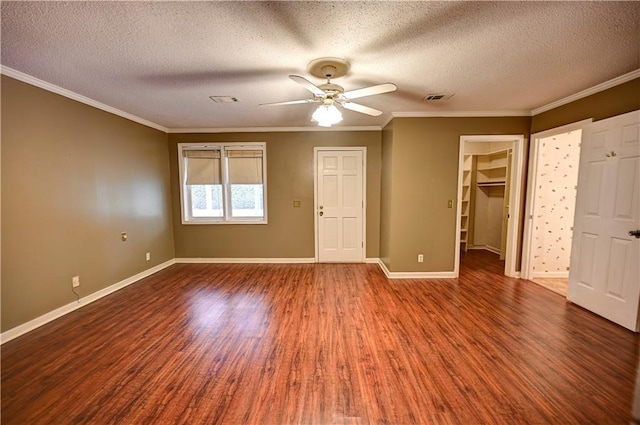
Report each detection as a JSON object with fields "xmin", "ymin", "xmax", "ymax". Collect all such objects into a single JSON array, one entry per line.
[
  {"xmin": 568, "ymin": 110, "xmax": 640, "ymax": 331},
  {"xmin": 316, "ymin": 149, "xmax": 365, "ymax": 262}
]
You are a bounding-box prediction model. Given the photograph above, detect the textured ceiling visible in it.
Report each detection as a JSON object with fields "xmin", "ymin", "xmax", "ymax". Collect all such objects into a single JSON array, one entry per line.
[{"xmin": 1, "ymin": 1, "xmax": 639, "ymax": 130}]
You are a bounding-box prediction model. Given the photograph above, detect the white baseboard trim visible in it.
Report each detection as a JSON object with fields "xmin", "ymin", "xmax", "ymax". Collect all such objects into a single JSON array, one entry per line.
[
  {"xmin": 485, "ymin": 246, "xmax": 501, "ymax": 255},
  {"xmin": 365, "ymin": 257, "xmax": 380, "ymax": 264},
  {"xmin": 468, "ymin": 245, "xmax": 501, "ymax": 255},
  {"xmin": 175, "ymin": 257, "xmax": 316, "ymax": 264},
  {"xmin": 377, "ymin": 259, "xmax": 456, "ymax": 279},
  {"xmin": 0, "ymin": 259, "xmax": 176, "ymax": 345},
  {"xmin": 532, "ymin": 271, "xmax": 569, "ymax": 279}
]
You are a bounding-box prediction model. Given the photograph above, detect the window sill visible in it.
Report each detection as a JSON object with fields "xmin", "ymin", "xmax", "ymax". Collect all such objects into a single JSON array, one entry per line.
[{"xmin": 181, "ymin": 219, "xmax": 268, "ymax": 225}]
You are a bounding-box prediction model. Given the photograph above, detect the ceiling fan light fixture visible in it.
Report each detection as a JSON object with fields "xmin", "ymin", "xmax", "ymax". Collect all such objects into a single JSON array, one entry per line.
[
  {"xmin": 312, "ymin": 103, "xmax": 342, "ymax": 127},
  {"xmin": 260, "ymin": 58, "xmax": 396, "ymax": 126}
]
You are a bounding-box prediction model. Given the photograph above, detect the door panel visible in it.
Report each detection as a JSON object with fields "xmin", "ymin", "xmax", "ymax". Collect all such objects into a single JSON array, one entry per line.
[
  {"xmin": 317, "ymin": 150, "xmax": 364, "ymax": 262},
  {"xmin": 584, "ymin": 161, "xmax": 604, "ymax": 214},
  {"xmin": 343, "ymin": 175, "xmax": 358, "ymax": 207},
  {"xmin": 577, "ymin": 232, "xmax": 597, "ymax": 287},
  {"xmin": 343, "ymin": 217, "xmax": 358, "ymax": 249},
  {"xmin": 568, "ymin": 110, "xmax": 640, "ymax": 331},
  {"xmin": 614, "ymin": 157, "xmax": 638, "ymax": 219},
  {"xmin": 323, "ymin": 218, "xmax": 338, "ymax": 250},
  {"xmin": 606, "ymin": 238, "xmax": 628, "ymax": 298}
]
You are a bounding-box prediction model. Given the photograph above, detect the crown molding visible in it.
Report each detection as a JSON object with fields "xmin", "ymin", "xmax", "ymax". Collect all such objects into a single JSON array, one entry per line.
[
  {"xmin": 531, "ymin": 69, "xmax": 640, "ymax": 116},
  {"xmin": 392, "ymin": 110, "xmax": 532, "ymax": 118},
  {"xmin": 381, "ymin": 115, "xmax": 394, "ymax": 128},
  {"xmin": 1, "ymin": 66, "xmax": 168, "ymax": 133},
  {"xmin": 167, "ymin": 126, "xmax": 381, "ymax": 133}
]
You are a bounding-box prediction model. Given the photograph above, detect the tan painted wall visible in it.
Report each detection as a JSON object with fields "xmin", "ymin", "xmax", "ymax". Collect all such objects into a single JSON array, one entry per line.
[
  {"xmin": 532, "ymin": 78, "xmax": 640, "ymax": 133},
  {"xmin": 382, "ymin": 117, "xmax": 531, "ymax": 272},
  {"xmin": 379, "ymin": 122, "xmax": 393, "ymax": 267},
  {"xmin": 1, "ymin": 76, "xmax": 175, "ymax": 331},
  {"xmin": 168, "ymin": 131, "xmax": 381, "ymax": 259}
]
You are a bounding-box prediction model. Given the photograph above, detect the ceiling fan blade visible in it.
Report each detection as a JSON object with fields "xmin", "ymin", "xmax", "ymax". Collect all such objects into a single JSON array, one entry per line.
[
  {"xmin": 341, "ymin": 102, "xmax": 383, "ymax": 117},
  {"xmin": 289, "ymin": 75, "xmax": 326, "ymax": 97},
  {"xmin": 343, "ymin": 83, "xmax": 397, "ymax": 100},
  {"xmin": 260, "ymin": 99, "xmax": 318, "ymax": 106}
]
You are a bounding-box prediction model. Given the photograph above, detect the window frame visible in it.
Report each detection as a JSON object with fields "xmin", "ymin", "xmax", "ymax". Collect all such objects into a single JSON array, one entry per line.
[{"xmin": 178, "ymin": 142, "xmax": 267, "ymax": 225}]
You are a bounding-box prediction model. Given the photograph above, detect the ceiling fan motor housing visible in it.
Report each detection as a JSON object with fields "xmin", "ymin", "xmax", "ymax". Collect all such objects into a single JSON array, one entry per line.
[{"xmin": 319, "ymin": 83, "xmax": 344, "ymax": 97}]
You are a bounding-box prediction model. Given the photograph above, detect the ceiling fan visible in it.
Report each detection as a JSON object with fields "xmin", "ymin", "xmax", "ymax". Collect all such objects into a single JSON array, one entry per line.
[{"xmin": 260, "ymin": 57, "xmax": 397, "ymax": 126}]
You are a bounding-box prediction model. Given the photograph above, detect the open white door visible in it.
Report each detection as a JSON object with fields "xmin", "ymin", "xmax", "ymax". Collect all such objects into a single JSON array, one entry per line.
[
  {"xmin": 315, "ymin": 148, "xmax": 365, "ymax": 263},
  {"xmin": 568, "ymin": 110, "xmax": 640, "ymax": 331}
]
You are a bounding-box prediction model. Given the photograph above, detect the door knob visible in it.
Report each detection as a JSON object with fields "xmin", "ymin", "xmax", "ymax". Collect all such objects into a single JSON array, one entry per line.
[
  {"xmin": 319, "ymin": 211, "xmax": 323, "ymax": 216},
  {"xmin": 629, "ymin": 230, "xmax": 640, "ymax": 239}
]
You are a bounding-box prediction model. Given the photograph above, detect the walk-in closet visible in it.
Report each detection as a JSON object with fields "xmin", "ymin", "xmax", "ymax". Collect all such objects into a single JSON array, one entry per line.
[{"xmin": 460, "ymin": 142, "xmax": 513, "ymax": 259}]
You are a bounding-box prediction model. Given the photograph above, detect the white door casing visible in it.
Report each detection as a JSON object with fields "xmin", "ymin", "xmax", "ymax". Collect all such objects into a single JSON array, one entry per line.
[
  {"xmin": 315, "ymin": 148, "xmax": 365, "ymax": 263},
  {"xmin": 500, "ymin": 149, "xmax": 513, "ymax": 260},
  {"xmin": 568, "ymin": 110, "xmax": 640, "ymax": 331}
]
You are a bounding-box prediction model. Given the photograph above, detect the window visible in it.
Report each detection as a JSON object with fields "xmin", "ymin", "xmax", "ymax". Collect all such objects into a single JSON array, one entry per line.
[{"xmin": 178, "ymin": 143, "xmax": 267, "ymax": 224}]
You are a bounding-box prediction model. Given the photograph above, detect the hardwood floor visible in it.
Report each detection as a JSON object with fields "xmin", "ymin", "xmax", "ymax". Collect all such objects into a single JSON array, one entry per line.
[
  {"xmin": 531, "ymin": 277, "xmax": 569, "ymax": 297},
  {"xmin": 2, "ymin": 250, "xmax": 638, "ymax": 424}
]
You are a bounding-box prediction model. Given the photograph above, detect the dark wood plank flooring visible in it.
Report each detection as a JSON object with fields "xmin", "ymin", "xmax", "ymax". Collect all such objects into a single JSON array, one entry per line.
[{"xmin": 2, "ymin": 250, "xmax": 638, "ymax": 424}]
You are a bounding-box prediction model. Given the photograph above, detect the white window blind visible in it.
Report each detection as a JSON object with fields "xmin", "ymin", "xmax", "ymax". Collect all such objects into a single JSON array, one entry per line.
[
  {"xmin": 226, "ymin": 150, "xmax": 263, "ymax": 184},
  {"xmin": 183, "ymin": 150, "xmax": 221, "ymax": 185}
]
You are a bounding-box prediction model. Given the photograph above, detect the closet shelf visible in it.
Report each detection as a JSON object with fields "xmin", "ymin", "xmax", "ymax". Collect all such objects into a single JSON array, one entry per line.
[
  {"xmin": 477, "ymin": 165, "xmax": 507, "ymax": 171},
  {"xmin": 477, "ymin": 181, "xmax": 506, "ymax": 187}
]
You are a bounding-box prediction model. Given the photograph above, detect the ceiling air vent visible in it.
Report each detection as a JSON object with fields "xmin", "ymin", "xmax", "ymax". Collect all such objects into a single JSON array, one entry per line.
[
  {"xmin": 423, "ymin": 94, "xmax": 454, "ymax": 102},
  {"xmin": 209, "ymin": 96, "xmax": 239, "ymax": 103}
]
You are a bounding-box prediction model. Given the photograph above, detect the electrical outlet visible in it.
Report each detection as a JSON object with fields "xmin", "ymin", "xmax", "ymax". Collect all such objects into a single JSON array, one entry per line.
[
  {"xmin": 146, "ymin": 252, "xmax": 151, "ymax": 261},
  {"xmin": 417, "ymin": 254, "xmax": 424, "ymax": 263},
  {"xmin": 72, "ymin": 276, "xmax": 80, "ymax": 288}
]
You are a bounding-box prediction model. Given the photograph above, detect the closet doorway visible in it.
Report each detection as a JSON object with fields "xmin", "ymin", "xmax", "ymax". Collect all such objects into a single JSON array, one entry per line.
[
  {"xmin": 455, "ymin": 135, "xmax": 525, "ymax": 277},
  {"xmin": 521, "ymin": 119, "xmax": 591, "ymax": 296}
]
